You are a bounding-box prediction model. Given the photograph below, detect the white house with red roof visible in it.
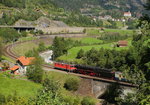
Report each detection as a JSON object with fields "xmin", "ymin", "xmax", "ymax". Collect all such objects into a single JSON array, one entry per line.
[
  {"xmin": 124, "ymin": 11, "xmax": 132, "ymax": 17},
  {"xmin": 10, "ymin": 65, "xmax": 20, "ymax": 75},
  {"xmin": 10, "ymin": 56, "xmax": 35, "ymax": 75}
]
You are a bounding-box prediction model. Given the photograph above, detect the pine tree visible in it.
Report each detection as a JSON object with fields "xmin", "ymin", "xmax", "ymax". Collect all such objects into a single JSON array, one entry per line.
[
  {"xmin": 26, "ymin": 51, "xmax": 44, "ymax": 83},
  {"xmin": 76, "ymin": 49, "xmax": 84, "ymax": 59}
]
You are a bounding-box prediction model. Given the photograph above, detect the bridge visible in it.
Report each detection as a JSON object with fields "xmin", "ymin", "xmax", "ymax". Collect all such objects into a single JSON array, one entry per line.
[
  {"xmin": 0, "ymin": 25, "xmax": 36, "ymax": 31},
  {"xmin": 76, "ymin": 78, "xmax": 136, "ymax": 98}
]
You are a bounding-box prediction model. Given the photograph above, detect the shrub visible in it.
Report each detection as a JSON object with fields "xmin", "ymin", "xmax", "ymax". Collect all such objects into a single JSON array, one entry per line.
[
  {"xmin": 64, "ymin": 77, "xmax": 80, "ymax": 91},
  {"xmin": 81, "ymin": 96, "xmax": 96, "ymax": 105},
  {"xmin": 38, "ymin": 42, "xmax": 46, "ymax": 52},
  {"xmin": 63, "ymin": 95, "xmax": 81, "ymax": 105},
  {"xmin": 21, "ymin": 31, "xmax": 27, "ymax": 37},
  {"xmin": 76, "ymin": 49, "xmax": 85, "ymax": 59}
]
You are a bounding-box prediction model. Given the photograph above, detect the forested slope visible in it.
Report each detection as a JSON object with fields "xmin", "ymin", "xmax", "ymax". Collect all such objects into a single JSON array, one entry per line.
[{"xmin": 0, "ymin": 0, "xmax": 147, "ymax": 26}]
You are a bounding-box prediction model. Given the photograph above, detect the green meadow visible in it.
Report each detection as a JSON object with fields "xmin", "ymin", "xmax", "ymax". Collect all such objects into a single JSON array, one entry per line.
[
  {"xmin": 72, "ymin": 37, "xmax": 103, "ymax": 45},
  {"xmin": 12, "ymin": 41, "xmax": 38, "ymax": 56},
  {"xmin": 0, "ymin": 73, "xmax": 42, "ymax": 97},
  {"xmin": 86, "ymin": 28, "xmax": 134, "ymax": 36},
  {"xmin": 58, "ymin": 40, "xmax": 131, "ymax": 62},
  {"xmin": 0, "ymin": 71, "xmax": 81, "ymax": 99},
  {"xmin": 104, "ymin": 29, "xmax": 134, "ymax": 35}
]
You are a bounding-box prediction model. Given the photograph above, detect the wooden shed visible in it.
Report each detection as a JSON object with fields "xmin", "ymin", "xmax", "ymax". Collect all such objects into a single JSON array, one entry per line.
[{"xmin": 117, "ymin": 40, "xmax": 128, "ymax": 47}]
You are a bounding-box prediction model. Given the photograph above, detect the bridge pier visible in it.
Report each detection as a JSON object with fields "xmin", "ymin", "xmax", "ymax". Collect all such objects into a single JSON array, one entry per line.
[{"xmin": 76, "ymin": 78, "xmax": 136, "ymax": 99}]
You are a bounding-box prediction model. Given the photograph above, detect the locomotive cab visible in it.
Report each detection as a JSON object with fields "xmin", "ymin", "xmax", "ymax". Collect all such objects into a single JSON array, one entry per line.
[{"xmin": 54, "ymin": 62, "xmax": 77, "ymax": 72}]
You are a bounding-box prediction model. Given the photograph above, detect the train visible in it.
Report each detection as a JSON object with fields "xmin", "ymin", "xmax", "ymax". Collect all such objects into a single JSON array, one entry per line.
[{"xmin": 54, "ymin": 62, "xmax": 127, "ymax": 82}]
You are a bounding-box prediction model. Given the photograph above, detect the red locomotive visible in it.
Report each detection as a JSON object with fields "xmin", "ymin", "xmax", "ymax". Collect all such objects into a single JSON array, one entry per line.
[{"xmin": 54, "ymin": 62, "xmax": 76, "ymax": 71}]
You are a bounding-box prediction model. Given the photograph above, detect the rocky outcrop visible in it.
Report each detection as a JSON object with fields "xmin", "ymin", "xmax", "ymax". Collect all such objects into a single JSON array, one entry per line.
[{"xmin": 14, "ymin": 17, "xmax": 68, "ymax": 28}]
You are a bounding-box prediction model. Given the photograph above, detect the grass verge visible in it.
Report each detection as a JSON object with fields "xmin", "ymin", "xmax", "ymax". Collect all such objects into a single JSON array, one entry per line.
[{"xmin": 0, "ymin": 73, "xmax": 42, "ymax": 97}]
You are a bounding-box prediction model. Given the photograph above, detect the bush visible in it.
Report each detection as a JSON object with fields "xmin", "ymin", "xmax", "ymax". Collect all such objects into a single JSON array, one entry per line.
[
  {"xmin": 81, "ymin": 96, "xmax": 96, "ymax": 105},
  {"xmin": 64, "ymin": 77, "xmax": 80, "ymax": 91},
  {"xmin": 21, "ymin": 31, "xmax": 27, "ymax": 37},
  {"xmin": 63, "ymin": 95, "xmax": 81, "ymax": 105},
  {"xmin": 38, "ymin": 42, "xmax": 46, "ymax": 52},
  {"xmin": 76, "ymin": 49, "xmax": 85, "ymax": 59}
]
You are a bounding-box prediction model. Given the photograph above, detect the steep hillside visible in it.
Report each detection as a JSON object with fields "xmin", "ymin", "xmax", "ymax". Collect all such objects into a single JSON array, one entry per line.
[
  {"xmin": 52, "ymin": 0, "xmax": 147, "ymax": 17},
  {"xmin": 0, "ymin": 0, "xmax": 148, "ymax": 27},
  {"xmin": 52, "ymin": 0, "xmax": 146, "ymax": 11}
]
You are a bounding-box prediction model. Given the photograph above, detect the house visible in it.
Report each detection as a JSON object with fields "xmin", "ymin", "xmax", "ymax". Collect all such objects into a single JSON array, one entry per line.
[
  {"xmin": 124, "ymin": 11, "xmax": 132, "ymax": 17},
  {"xmin": 10, "ymin": 65, "xmax": 20, "ymax": 75},
  {"xmin": 16, "ymin": 56, "xmax": 35, "ymax": 74},
  {"xmin": 117, "ymin": 40, "xmax": 128, "ymax": 47}
]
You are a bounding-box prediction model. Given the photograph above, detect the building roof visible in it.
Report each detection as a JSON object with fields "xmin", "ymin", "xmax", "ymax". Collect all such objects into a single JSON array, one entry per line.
[
  {"xmin": 118, "ymin": 40, "xmax": 128, "ymax": 46},
  {"xmin": 17, "ymin": 56, "xmax": 35, "ymax": 66},
  {"xmin": 10, "ymin": 65, "xmax": 19, "ymax": 71},
  {"xmin": 124, "ymin": 12, "xmax": 131, "ymax": 14},
  {"xmin": 124, "ymin": 11, "xmax": 131, "ymax": 16}
]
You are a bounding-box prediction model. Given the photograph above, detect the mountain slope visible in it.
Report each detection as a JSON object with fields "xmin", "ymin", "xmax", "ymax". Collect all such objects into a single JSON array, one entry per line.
[{"xmin": 52, "ymin": 0, "xmax": 147, "ymax": 17}]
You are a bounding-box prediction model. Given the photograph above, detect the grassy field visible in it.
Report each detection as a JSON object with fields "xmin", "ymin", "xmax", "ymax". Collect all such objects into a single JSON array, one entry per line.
[
  {"xmin": 86, "ymin": 29, "xmax": 102, "ymax": 36},
  {"xmin": 1, "ymin": 56, "xmax": 15, "ymax": 63},
  {"xmin": 45, "ymin": 71, "xmax": 80, "ymax": 87},
  {"xmin": 12, "ymin": 42, "xmax": 38, "ymax": 56},
  {"xmin": 102, "ymin": 20, "xmax": 112, "ymax": 26},
  {"xmin": 86, "ymin": 28, "xmax": 134, "ymax": 36},
  {"xmin": 18, "ymin": 36, "xmax": 37, "ymax": 42},
  {"xmin": 104, "ymin": 29, "xmax": 134, "ymax": 35},
  {"xmin": 58, "ymin": 40, "xmax": 131, "ymax": 62},
  {"xmin": 71, "ymin": 37, "xmax": 103, "ymax": 45},
  {"xmin": 80, "ymin": 37, "xmax": 103, "ymax": 44},
  {"xmin": 0, "ymin": 73, "xmax": 42, "ymax": 97},
  {"xmin": 0, "ymin": 70, "xmax": 80, "ymax": 98},
  {"xmin": 116, "ymin": 21, "xmax": 124, "ymax": 28}
]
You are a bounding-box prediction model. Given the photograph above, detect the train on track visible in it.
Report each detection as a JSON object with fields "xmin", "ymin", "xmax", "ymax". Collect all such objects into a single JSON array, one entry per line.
[{"xmin": 54, "ymin": 62, "xmax": 127, "ymax": 82}]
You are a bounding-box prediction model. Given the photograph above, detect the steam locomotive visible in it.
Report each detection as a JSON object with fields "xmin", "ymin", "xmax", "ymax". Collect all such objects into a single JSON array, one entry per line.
[{"xmin": 54, "ymin": 62, "xmax": 127, "ymax": 82}]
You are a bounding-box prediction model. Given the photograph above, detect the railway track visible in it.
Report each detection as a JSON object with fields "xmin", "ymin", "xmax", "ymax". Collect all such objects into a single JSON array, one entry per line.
[
  {"xmin": 3, "ymin": 36, "xmax": 138, "ymax": 88},
  {"xmin": 4, "ymin": 44, "xmax": 19, "ymax": 60}
]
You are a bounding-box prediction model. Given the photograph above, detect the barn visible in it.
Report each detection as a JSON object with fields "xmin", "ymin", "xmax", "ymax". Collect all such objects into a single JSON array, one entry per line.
[{"xmin": 117, "ymin": 40, "xmax": 128, "ymax": 47}]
